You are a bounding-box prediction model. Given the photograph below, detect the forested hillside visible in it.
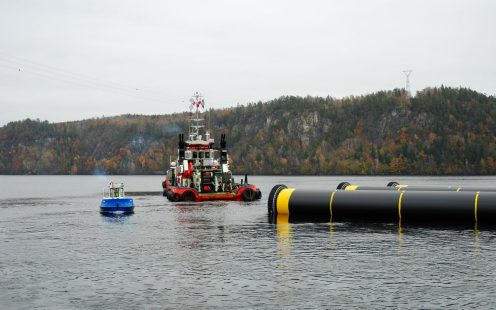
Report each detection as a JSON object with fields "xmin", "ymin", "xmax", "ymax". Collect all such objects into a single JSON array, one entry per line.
[{"xmin": 1, "ymin": 86, "xmax": 495, "ymax": 175}]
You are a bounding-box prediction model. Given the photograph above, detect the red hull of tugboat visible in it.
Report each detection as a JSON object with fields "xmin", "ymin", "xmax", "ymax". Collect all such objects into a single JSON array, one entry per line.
[{"xmin": 163, "ymin": 181, "xmax": 261, "ymax": 202}]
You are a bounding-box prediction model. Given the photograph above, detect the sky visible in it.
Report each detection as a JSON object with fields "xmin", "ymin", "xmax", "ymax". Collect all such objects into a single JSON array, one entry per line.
[{"xmin": 0, "ymin": 0, "xmax": 495, "ymax": 126}]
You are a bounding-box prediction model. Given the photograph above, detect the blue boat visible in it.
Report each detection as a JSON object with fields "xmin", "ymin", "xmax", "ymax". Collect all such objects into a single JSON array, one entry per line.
[{"xmin": 100, "ymin": 182, "xmax": 134, "ymax": 214}]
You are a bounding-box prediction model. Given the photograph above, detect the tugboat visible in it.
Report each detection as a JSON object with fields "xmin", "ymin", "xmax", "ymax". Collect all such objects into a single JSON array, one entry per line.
[
  {"xmin": 100, "ymin": 182, "xmax": 134, "ymax": 213},
  {"xmin": 162, "ymin": 92, "xmax": 262, "ymax": 202}
]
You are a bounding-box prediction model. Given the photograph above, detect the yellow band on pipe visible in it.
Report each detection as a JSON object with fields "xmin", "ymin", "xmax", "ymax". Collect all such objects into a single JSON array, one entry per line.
[
  {"xmin": 345, "ymin": 185, "xmax": 359, "ymax": 191},
  {"xmin": 474, "ymin": 191, "xmax": 480, "ymax": 223},
  {"xmin": 329, "ymin": 191, "xmax": 336, "ymax": 220},
  {"xmin": 396, "ymin": 185, "xmax": 408, "ymax": 191},
  {"xmin": 276, "ymin": 213, "xmax": 289, "ymax": 225},
  {"xmin": 398, "ymin": 191, "xmax": 404, "ymax": 220},
  {"xmin": 276, "ymin": 188, "xmax": 295, "ymax": 215}
]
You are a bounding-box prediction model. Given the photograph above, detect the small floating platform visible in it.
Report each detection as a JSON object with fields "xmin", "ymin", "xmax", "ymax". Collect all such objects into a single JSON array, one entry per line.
[{"xmin": 100, "ymin": 182, "xmax": 134, "ymax": 214}]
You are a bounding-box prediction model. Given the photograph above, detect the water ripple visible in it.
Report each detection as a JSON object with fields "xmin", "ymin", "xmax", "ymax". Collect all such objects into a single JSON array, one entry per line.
[{"xmin": 2, "ymin": 176, "xmax": 496, "ymax": 309}]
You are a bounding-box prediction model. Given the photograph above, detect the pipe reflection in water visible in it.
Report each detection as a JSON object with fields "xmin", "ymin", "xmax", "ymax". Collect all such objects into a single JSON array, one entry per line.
[
  {"xmin": 397, "ymin": 221, "xmax": 403, "ymax": 249},
  {"xmin": 275, "ymin": 214, "xmax": 292, "ymax": 269},
  {"xmin": 474, "ymin": 223, "xmax": 480, "ymax": 257},
  {"xmin": 270, "ymin": 211, "xmax": 486, "ymax": 258}
]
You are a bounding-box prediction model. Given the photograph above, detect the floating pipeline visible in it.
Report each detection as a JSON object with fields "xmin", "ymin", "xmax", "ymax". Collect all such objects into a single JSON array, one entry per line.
[
  {"xmin": 268, "ymin": 184, "xmax": 496, "ymax": 225},
  {"xmin": 336, "ymin": 181, "xmax": 496, "ymax": 192}
]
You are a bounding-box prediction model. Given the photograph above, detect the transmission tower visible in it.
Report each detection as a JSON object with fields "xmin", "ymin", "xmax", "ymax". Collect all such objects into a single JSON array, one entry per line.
[{"xmin": 403, "ymin": 70, "xmax": 412, "ymax": 97}]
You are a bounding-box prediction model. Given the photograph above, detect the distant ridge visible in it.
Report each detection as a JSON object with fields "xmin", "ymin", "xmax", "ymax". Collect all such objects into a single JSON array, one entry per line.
[{"xmin": 1, "ymin": 86, "xmax": 495, "ymax": 175}]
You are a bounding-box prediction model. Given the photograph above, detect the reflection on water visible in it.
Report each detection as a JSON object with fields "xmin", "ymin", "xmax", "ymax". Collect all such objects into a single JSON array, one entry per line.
[
  {"xmin": 276, "ymin": 214, "xmax": 292, "ymax": 264},
  {"xmin": 397, "ymin": 219, "xmax": 403, "ymax": 240},
  {"xmin": 474, "ymin": 225, "xmax": 480, "ymax": 257},
  {"xmin": 273, "ymin": 213, "xmax": 487, "ymax": 263},
  {"xmin": 100, "ymin": 212, "xmax": 134, "ymax": 223}
]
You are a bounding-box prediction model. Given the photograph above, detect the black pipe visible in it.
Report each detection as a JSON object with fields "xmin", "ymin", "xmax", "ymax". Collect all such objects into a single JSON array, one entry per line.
[
  {"xmin": 337, "ymin": 181, "xmax": 496, "ymax": 192},
  {"xmin": 268, "ymin": 184, "xmax": 496, "ymax": 225}
]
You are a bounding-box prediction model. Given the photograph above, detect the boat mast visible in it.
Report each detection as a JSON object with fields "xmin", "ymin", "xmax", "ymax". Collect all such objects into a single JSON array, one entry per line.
[{"xmin": 188, "ymin": 91, "xmax": 206, "ymax": 141}]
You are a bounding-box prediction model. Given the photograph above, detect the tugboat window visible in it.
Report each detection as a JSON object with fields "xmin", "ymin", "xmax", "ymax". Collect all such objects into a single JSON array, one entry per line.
[
  {"xmin": 199, "ymin": 152, "xmax": 204, "ymax": 159},
  {"xmin": 205, "ymin": 152, "xmax": 210, "ymax": 159},
  {"xmin": 193, "ymin": 152, "xmax": 198, "ymax": 159}
]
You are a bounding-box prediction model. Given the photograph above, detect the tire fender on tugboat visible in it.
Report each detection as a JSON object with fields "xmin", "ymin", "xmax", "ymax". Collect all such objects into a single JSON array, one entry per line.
[
  {"xmin": 181, "ymin": 190, "xmax": 197, "ymax": 202},
  {"xmin": 171, "ymin": 192, "xmax": 181, "ymax": 202},
  {"xmin": 241, "ymin": 188, "xmax": 256, "ymax": 202}
]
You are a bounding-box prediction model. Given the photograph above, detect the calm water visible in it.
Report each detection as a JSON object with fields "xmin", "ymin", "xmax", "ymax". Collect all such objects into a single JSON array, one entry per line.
[{"xmin": 1, "ymin": 175, "xmax": 496, "ymax": 309}]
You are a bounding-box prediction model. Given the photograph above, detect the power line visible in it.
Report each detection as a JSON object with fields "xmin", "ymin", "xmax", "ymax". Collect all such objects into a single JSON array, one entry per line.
[{"xmin": 0, "ymin": 51, "xmax": 177, "ymax": 104}]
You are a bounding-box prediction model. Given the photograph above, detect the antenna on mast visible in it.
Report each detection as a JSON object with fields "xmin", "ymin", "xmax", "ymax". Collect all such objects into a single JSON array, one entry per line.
[
  {"xmin": 403, "ymin": 70, "xmax": 413, "ymax": 97},
  {"xmin": 188, "ymin": 91, "xmax": 206, "ymax": 141}
]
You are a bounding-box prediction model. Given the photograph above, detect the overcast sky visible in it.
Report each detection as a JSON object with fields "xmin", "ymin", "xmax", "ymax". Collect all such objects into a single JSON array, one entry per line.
[{"xmin": 0, "ymin": 0, "xmax": 495, "ymax": 125}]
